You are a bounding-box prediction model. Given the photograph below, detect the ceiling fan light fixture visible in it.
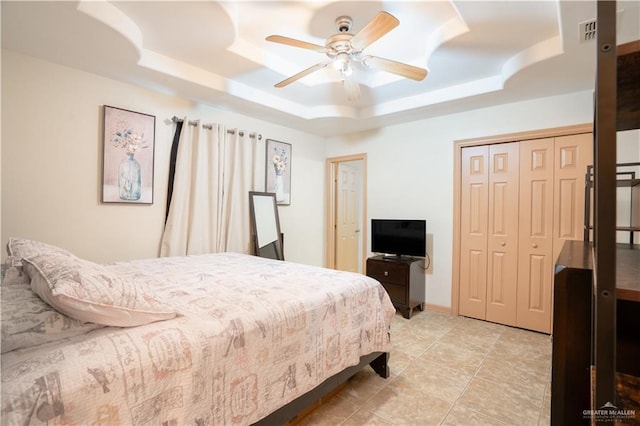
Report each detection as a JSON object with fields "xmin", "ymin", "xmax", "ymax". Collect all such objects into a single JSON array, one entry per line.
[
  {"xmin": 340, "ymin": 67, "xmax": 353, "ymax": 78},
  {"xmin": 333, "ymin": 52, "xmax": 352, "ymax": 78}
]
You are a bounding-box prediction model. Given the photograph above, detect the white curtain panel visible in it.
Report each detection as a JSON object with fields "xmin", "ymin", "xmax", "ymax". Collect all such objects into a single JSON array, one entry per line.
[
  {"xmin": 160, "ymin": 120, "xmax": 258, "ymax": 256},
  {"xmin": 218, "ymin": 130, "xmax": 259, "ymax": 254}
]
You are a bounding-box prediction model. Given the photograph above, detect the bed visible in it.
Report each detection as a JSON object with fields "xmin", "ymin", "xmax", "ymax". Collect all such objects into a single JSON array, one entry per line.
[{"xmin": 1, "ymin": 238, "xmax": 394, "ymax": 425}]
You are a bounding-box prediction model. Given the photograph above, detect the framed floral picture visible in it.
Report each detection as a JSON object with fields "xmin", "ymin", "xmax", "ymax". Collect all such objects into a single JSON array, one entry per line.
[
  {"xmin": 265, "ymin": 139, "xmax": 291, "ymax": 205},
  {"xmin": 102, "ymin": 105, "xmax": 155, "ymax": 204}
]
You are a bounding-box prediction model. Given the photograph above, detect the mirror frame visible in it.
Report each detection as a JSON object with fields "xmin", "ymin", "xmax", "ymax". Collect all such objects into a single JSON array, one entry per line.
[{"xmin": 249, "ymin": 191, "xmax": 284, "ymax": 260}]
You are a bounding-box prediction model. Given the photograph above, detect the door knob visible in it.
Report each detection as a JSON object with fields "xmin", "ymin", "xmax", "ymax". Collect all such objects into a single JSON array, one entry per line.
[
  {"xmin": 532, "ymin": 243, "xmax": 538, "ymax": 248},
  {"xmin": 500, "ymin": 241, "xmax": 506, "ymax": 247}
]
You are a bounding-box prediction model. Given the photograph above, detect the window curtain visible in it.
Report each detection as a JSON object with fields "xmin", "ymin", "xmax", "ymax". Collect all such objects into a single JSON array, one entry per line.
[{"xmin": 160, "ymin": 119, "xmax": 259, "ymax": 256}]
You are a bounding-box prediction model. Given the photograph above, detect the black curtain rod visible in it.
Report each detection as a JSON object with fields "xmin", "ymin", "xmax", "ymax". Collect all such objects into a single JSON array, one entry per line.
[{"xmin": 171, "ymin": 116, "xmax": 262, "ymax": 140}]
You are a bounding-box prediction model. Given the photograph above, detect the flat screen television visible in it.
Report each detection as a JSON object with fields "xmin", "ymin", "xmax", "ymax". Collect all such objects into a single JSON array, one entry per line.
[{"xmin": 371, "ymin": 219, "xmax": 426, "ymax": 258}]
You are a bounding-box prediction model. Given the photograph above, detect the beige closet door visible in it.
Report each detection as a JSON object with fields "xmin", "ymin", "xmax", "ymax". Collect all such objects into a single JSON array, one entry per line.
[
  {"xmin": 553, "ymin": 134, "xmax": 593, "ymax": 262},
  {"xmin": 459, "ymin": 146, "xmax": 489, "ymax": 320},
  {"xmin": 485, "ymin": 143, "xmax": 520, "ymax": 326},
  {"xmin": 517, "ymin": 138, "xmax": 555, "ymax": 333},
  {"xmin": 457, "ymin": 132, "xmax": 592, "ymax": 333}
]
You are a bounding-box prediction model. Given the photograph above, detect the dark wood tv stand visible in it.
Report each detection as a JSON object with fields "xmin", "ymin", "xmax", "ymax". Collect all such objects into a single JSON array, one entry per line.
[{"xmin": 366, "ymin": 255, "xmax": 426, "ymax": 319}]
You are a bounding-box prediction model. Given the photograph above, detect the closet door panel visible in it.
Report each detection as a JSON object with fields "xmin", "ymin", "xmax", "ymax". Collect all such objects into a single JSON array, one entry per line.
[
  {"xmin": 459, "ymin": 146, "xmax": 489, "ymax": 320},
  {"xmin": 518, "ymin": 138, "xmax": 554, "ymax": 333},
  {"xmin": 486, "ymin": 143, "xmax": 519, "ymax": 326},
  {"xmin": 553, "ymin": 133, "xmax": 593, "ymax": 262}
]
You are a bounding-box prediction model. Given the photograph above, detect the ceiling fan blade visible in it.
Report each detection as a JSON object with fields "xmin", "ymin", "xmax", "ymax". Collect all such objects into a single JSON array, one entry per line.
[
  {"xmin": 342, "ymin": 75, "xmax": 361, "ymax": 101},
  {"xmin": 350, "ymin": 11, "xmax": 399, "ymax": 51},
  {"xmin": 266, "ymin": 35, "xmax": 327, "ymax": 53},
  {"xmin": 274, "ymin": 63, "xmax": 329, "ymax": 88},
  {"xmin": 364, "ymin": 56, "xmax": 428, "ymax": 81}
]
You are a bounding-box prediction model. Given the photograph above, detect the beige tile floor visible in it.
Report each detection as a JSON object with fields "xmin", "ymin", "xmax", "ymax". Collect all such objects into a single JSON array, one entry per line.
[{"xmin": 298, "ymin": 310, "xmax": 552, "ymax": 426}]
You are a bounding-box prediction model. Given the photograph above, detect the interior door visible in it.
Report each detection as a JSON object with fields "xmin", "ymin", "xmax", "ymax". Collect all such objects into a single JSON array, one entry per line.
[
  {"xmin": 485, "ymin": 142, "xmax": 520, "ymax": 326},
  {"xmin": 459, "ymin": 146, "xmax": 489, "ymax": 320},
  {"xmin": 335, "ymin": 162, "xmax": 361, "ymax": 273},
  {"xmin": 517, "ymin": 138, "xmax": 555, "ymax": 333}
]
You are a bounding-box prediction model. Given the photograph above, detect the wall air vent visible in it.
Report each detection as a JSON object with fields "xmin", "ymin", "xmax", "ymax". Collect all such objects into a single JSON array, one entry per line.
[{"xmin": 580, "ymin": 19, "xmax": 597, "ymax": 43}]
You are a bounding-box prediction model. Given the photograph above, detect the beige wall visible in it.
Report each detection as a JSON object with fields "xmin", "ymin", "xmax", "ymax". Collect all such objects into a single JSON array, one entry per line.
[{"xmin": 1, "ymin": 50, "xmax": 326, "ymax": 265}]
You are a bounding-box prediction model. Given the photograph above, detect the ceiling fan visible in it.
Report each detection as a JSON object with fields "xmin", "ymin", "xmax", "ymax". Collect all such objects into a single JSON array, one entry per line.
[{"xmin": 266, "ymin": 11, "xmax": 428, "ymax": 101}]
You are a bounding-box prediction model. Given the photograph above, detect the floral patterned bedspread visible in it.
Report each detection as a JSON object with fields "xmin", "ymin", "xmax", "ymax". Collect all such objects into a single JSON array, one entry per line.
[{"xmin": 1, "ymin": 253, "xmax": 394, "ymax": 425}]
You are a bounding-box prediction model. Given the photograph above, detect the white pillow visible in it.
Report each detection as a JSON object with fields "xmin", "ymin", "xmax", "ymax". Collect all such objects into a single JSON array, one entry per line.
[{"xmin": 23, "ymin": 251, "xmax": 177, "ymax": 327}]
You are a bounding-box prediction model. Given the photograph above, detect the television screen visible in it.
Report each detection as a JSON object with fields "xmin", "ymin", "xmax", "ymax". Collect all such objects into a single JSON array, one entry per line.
[{"xmin": 371, "ymin": 219, "xmax": 426, "ymax": 257}]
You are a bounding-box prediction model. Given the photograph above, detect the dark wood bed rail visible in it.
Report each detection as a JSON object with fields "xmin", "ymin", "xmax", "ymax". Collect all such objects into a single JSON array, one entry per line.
[{"xmin": 253, "ymin": 351, "xmax": 389, "ymax": 425}]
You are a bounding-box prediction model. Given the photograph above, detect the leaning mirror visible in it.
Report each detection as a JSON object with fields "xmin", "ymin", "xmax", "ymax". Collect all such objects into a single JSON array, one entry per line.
[{"xmin": 249, "ymin": 191, "xmax": 284, "ymax": 260}]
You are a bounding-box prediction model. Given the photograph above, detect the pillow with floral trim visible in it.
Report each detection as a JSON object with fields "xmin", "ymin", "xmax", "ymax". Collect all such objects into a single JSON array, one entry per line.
[
  {"xmin": 23, "ymin": 251, "xmax": 177, "ymax": 327},
  {"xmin": 1, "ymin": 277, "xmax": 104, "ymax": 353}
]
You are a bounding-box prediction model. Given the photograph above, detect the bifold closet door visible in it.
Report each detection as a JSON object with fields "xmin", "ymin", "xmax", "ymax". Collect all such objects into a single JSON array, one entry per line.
[
  {"xmin": 459, "ymin": 134, "xmax": 591, "ymax": 333},
  {"xmin": 516, "ymin": 134, "xmax": 592, "ymax": 333},
  {"xmin": 517, "ymin": 138, "xmax": 555, "ymax": 333},
  {"xmin": 459, "ymin": 146, "xmax": 489, "ymax": 320},
  {"xmin": 459, "ymin": 143, "xmax": 520, "ymax": 323},
  {"xmin": 485, "ymin": 142, "xmax": 520, "ymax": 326},
  {"xmin": 553, "ymin": 133, "xmax": 593, "ymax": 262}
]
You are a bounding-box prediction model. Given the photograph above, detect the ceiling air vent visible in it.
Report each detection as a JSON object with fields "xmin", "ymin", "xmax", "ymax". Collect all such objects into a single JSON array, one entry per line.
[{"xmin": 580, "ymin": 19, "xmax": 597, "ymax": 43}]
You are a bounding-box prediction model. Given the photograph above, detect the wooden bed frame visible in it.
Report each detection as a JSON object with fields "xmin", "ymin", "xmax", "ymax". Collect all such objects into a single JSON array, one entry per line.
[{"xmin": 253, "ymin": 351, "xmax": 389, "ymax": 425}]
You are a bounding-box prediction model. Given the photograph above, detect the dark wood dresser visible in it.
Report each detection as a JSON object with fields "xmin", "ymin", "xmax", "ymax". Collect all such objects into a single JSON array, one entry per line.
[
  {"xmin": 366, "ymin": 256, "xmax": 425, "ymax": 319},
  {"xmin": 551, "ymin": 240, "xmax": 640, "ymax": 425}
]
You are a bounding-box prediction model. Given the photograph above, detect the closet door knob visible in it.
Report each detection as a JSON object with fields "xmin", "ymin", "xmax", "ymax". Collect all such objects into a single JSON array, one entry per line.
[
  {"xmin": 532, "ymin": 243, "xmax": 538, "ymax": 248},
  {"xmin": 500, "ymin": 241, "xmax": 506, "ymax": 247}
]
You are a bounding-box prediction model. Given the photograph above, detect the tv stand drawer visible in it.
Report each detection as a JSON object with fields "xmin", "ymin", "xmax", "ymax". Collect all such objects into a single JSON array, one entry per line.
[{"xmin": 366, "ymin": 261, "xmax": 406, "ymax": 285}]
